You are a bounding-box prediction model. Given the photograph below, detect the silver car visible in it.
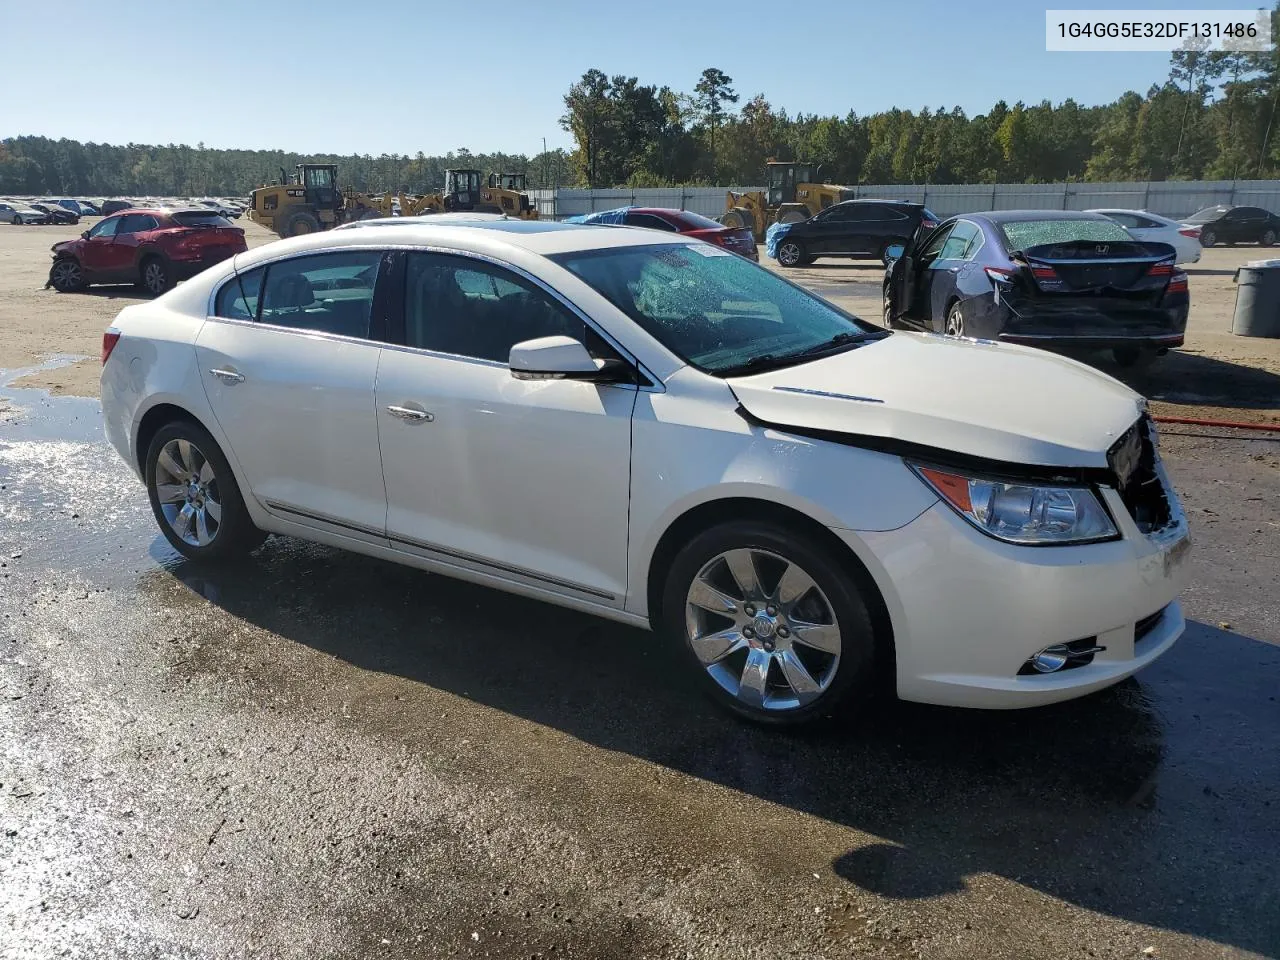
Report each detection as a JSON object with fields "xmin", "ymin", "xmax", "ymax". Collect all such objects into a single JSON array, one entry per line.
[{"xmin": 0, "ymin": 201, "xmax": 49, "ymax": 224}]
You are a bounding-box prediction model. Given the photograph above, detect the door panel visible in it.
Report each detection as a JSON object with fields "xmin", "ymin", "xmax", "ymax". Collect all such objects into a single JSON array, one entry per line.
[
  {"xmin": 376, "ymin": 353, "xmax": 635, "ymax": 601},
  {"xmin": 79, "ymin": 217, "xmax": 121, "ymax": 276},
  {"xmin": 195, "ymin": 325, "xmax": 386, "ymax": 536},
  {"xmin": 194, "ymin": 250, "xmax": 389, "ymax": 537},
  {"xmin": 378, "ymin": 251, "xmax": 635, "ymax": 603}
]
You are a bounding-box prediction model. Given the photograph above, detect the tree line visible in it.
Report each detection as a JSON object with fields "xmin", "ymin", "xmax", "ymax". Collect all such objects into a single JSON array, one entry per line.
[
  {"xmin": 4, "ymin": 3, "xmax": 1280, "ymax": 197},
  {"xmin": 0, "ymin": 139, "xmax": 575, "ymax": 198}
]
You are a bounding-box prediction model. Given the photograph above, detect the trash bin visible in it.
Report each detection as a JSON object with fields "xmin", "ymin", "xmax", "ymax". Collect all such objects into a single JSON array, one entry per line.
[{"xmin": 1231, "ymin": 259, "xmax": 1280, "ymax": 337}]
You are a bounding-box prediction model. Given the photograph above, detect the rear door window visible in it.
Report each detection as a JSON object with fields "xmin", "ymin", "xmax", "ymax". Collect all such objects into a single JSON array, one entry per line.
[
  {"xmin": 117, "ymin": 214, "xmax": 158, "ymax": 234},
  {"xmin": 256, "ymin": 251, "xmax": 384, "ymax": 338}
]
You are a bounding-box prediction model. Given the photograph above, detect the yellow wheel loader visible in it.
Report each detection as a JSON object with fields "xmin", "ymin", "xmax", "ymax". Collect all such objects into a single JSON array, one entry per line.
[
  {"xmin": 482, "ymin": 172, "xmax": 539, "ymax": 220},
  {"xmin": 721, "ymin": 161, "xmax": 856, "ymax": 240}
]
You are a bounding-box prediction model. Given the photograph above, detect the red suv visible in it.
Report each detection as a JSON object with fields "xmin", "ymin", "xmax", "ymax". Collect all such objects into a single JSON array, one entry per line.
[{"xmin": 48, "ymin": 208, "xmax": 247, "ymax": 295}]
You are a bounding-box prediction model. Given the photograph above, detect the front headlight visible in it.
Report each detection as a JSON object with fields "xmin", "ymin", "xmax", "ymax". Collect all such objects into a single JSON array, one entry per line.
[{"xmin": 909, "ymin": 463, "xmax": 1118, "ymax": 545}]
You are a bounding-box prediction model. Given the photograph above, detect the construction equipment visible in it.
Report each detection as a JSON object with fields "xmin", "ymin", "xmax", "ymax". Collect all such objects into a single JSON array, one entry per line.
[
  {"xmin": 250, "ymin": 163, "xmax": 348, "ymax": 237},
  {"xmin": 482, "ymin": 172, "xmax": 539, "ymax": 220},
  {"xmin": 251, "ymin": 165, "xmax": 507, "ymax": 238},
  {"xmin": 721, "ymin": 161, "xmax": 856, "ymax": 240}
]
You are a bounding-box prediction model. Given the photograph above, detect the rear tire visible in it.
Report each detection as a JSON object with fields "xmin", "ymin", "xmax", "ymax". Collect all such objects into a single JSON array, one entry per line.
[
  {"xmin": 138, "ymin": 255, "xmax": 172, "ymax": 296},
  {"xmin": 281, "ymin": 209, "xmax": 322, "ymax": 237},
  {"xmin": 1263, "ymin": 228, "xmax": 1277, "ymax": 247},
  {"xmin": 721, "ymin": 208, "xmax": 753, "ymax": 230},
  {"xmin": 777, "ymin": 239, "xmax": 806, "ymax": 268},
  {"xmin": 10, "ymin": 214, "xmax": 20, "ymax": 225},
  {"xmin": 49, "ymin": 257, "xmax": 87, "ymax": 292},
  {"xmin": 662, "ymin": 520, "xmax": 882, "ymax": 727},
  {"xmin": 1200, "ymin": 228, "xmax": 1216, "ymax": 248},
  {"xmin": 945, "ymin": 301, "xmax": 966, "ymax": 337},
  {"xmin": 145, "ymin": 420, "xmax": 266, "ymax": 563}
]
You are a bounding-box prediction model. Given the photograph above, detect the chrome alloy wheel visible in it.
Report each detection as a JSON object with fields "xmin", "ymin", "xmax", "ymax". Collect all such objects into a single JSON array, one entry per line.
[
  {"xmin": 153, "ymin": 438, "xmax": 221, "ymax": 547},
  {"xmin": 684, "ymin": 548, "xmax": 841, "ymax": 712}
]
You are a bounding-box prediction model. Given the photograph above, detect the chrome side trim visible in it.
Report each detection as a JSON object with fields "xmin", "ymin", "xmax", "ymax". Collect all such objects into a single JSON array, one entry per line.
[
  {"xmin": 264, "ymin": 499, "xmax": 617, "ymax": 602},
  {"xmin": 388, "ymin": 531, "xmax": 617, "ymax": 601},
  {"xmin": 264, "ymin": 500, "xmax": 385, "ymax": 539},
  {"xmin": 772, "ymin": 385, "xmax": 884, "ymax": 404}
]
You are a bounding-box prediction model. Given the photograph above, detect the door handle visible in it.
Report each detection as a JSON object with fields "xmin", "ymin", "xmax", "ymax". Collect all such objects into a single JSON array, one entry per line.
[
  {"xmin": 210, "ymin": 368, "xmax": 245, "ymax": 384},
  {"xmin": 386, "ymin": 405, "xmax": 433, "ymax": 423}
]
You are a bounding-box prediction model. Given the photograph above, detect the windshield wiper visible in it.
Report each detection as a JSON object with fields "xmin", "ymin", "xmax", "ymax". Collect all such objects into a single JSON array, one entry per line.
[
  {"xmin": 796, "ymin": 330, "xmax": 884, "ymax": 356},
  {"xmin": 716, "ymin": 331, "xmax": 884, "ymax": 377}
]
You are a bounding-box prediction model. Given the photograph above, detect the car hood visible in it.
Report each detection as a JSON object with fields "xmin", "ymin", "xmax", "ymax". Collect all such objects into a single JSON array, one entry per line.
[{"xmin": 727, "ymin": 332, "xmax": 1144, "ymax": 469}]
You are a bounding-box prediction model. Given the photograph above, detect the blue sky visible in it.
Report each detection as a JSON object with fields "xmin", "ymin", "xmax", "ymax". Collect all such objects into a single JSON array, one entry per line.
[{"xmin": 0, "ymin": 0, "xmax": 1251, "ymax": 156}]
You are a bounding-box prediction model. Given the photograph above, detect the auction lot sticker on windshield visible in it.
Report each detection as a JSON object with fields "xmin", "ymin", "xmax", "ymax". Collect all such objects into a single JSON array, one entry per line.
[
  {"xmin": 687, "ymin": 243, "xmax": 733, "ymax": 257},
  {"xmin": 1046, "ymin": 10, "xmax": 1271, "ymax": 51}
]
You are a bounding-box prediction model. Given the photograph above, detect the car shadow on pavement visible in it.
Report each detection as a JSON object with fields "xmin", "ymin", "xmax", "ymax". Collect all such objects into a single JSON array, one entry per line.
[
  {"xmin": 1091, "ymin": 349, "xmax": 1280, "ymax": 410},
  {"xmin": 159, "ymin": 540, "xmax": 1280, "ymax": 956}
]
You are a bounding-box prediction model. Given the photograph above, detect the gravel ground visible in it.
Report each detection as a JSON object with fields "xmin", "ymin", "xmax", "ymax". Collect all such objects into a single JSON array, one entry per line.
[{"xmin": 2, "ymin": 217, "xmax": 1280, "ymax": 959}]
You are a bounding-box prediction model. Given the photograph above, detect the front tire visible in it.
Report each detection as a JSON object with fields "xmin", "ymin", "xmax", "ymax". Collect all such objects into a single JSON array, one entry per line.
[
  {"xmin": 1263, "ymin": 228, "xmax": 1277, "ymax": 247},
  {"xmin": 281, "ymin": 209, "xmax": 322, "ymax": 237},
  {"xmin": 145, "ymin": 421, "xmax": 265, "ymax": 562},
  {"xmin": 662, "ymin": 520, "xmax": 881, "ymax": 726},
  {"xmin": 777, "ymin": 239, "xmax": 806, "ymax": 268},
  {"xmin": 10, "ymin": 214, "xmax": 20, "ymax": 225},
  {"xmin": 49, "ymin": 257, "xmax": 87, "ymax": 292}
]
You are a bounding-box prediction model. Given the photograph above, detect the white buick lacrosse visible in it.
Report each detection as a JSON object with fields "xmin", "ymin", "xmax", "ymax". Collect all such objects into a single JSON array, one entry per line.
[{"xmin": 100, "ymin": 218, "xmax": 1190, "ymax": 725}]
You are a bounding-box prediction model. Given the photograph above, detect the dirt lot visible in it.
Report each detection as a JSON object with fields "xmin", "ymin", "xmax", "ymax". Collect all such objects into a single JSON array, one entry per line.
[
  {"xmin": 2, "ymin": 217, "xmax": 1280, "ymax": 959},
  {"xmin": 0, "ymin": 218, "xmax": 278, "ymax": 399},
  {"xmin": 2, "ymin": 218, "xmax": 1278, "ymax": 426}
]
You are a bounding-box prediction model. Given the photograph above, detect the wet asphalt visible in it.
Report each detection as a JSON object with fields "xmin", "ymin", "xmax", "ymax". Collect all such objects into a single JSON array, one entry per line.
[{"xmin": 2, "ymin": 363, "xmax": 1279, "ymax": 960}]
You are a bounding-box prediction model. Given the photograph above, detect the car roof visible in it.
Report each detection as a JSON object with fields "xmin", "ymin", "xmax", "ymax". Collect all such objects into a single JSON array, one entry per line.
[
  {"xmin": 233, "ymin": 219, "xmax": 695, "ymax": 269},
  {"xmin": 962, "ymin": 209, "xmax": 1113, "ymax": 223},
  {"xmin": 836, "ymin": 198, "xmax": 924, "ymax": 208}
]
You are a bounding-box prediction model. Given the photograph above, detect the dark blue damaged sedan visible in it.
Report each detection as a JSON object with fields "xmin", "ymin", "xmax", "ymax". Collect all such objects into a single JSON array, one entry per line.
[{"xmin": 883, "ymin": 210, "xmax": 1190, "ymax": 367}]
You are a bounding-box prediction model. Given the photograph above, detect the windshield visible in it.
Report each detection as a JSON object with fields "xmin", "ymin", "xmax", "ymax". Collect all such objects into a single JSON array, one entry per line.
[
  {"xmin": 1185, "ymin": 206, "xmax": 1227, "ymax": 223},
  {"xmin": 553, "ymin": 243, "xmax": 880, "ymax": 375},
  {"xmin": 999, "ymin": 218, "xmax": 1131, "ymax": 250},
  {"xmin": 303, "ymin": 167, "xmax": 334, "ymax": 189}
]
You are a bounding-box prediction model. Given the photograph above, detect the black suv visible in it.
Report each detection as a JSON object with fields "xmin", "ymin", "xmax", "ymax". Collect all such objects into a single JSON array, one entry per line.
[
  {"xmin": 768, "ymin": 200, "xmax": 939, "ymax": 267},
  {"xmin": 1182, "ymin": 205, "xmax": 1280, "ymax": 247}
]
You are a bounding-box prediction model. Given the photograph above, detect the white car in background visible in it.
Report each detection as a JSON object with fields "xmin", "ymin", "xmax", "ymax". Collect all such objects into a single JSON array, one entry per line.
[
  {"xmin": 1087, "ymin": 208, "xmax": 1203, "ymax": 264},
  {"xmin": 99, "ymin": 220, "xmax": 1190, "ymax": 725},
  {"xmin": 0, "ymin": 200, "xmax": 50, "ymax": 224}
]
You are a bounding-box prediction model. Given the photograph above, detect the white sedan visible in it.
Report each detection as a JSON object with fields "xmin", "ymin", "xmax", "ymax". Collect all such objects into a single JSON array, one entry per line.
[
  {"xmin": 1087, "ymin": 208, "xmax": 1203, "ymax": 264},
  {"xmin": 99, "ymin": 220, "xmax": 1191, "ymax": 725}
]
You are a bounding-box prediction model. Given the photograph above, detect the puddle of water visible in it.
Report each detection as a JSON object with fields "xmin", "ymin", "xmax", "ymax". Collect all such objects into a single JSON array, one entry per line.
[{"xmin": 1, "ymin": 355, "xmax": 102, "ymax": 445}]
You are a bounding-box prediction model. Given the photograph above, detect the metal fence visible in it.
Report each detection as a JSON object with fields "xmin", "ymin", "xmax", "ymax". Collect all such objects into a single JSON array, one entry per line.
[{"xmin": 526, "ymin": 180, "xmax": 1280, "ymax": 221}]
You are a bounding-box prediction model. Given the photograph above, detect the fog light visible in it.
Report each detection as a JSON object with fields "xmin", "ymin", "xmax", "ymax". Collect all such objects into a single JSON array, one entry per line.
[{"xmin": 1030, "ymin": 645, "xmax": 1071, "ymax": 673}]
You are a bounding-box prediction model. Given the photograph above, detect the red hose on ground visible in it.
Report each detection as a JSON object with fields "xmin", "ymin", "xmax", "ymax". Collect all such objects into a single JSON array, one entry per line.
[{"xmin": 1152, "ymin": 414, "xmax": 1280, "ymax": 432}]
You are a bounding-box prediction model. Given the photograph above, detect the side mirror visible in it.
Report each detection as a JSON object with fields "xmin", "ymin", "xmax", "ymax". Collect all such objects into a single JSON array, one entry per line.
[
  {"xmin": 885, "ymin": 243, "xmax": 905, "ymax": 262},
  {"xmin": 81, "ymin": 230, "xmax": 90, "ymax": 239},
  {"xmin": 509, "ymin": 336, "xmax": 629, "ymax": 383}
]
